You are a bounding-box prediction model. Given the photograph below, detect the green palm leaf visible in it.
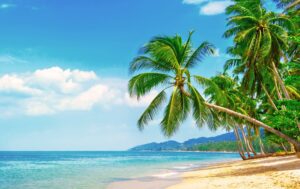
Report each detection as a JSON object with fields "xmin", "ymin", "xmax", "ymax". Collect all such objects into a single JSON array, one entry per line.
[
  {"xmin": 129, "ymin": 56, "xmax": 173, "ymax": 74},
  {"xmin": 128, "ymin": 72, "xmax": 172, "ymax": 99},
  {"xmin": 161, "ymin": 87, "xmax": 184, "ymax": 136},
  {"xmin": 137, "ymin": 90, "xmax": 167, "ymax": 130},
  {"xmin": 184, "ymin": 42, "xmax": 215, "ymax": 68},
  {"xmin": 188, "ymin": 83, "xmax": 208, "ymax": 128}
]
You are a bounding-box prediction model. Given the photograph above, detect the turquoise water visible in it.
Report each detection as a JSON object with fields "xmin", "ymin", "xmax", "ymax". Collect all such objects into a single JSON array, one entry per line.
[{"xmin": 0, "ymin": 151, "xmax": 239, "ymax": 189}]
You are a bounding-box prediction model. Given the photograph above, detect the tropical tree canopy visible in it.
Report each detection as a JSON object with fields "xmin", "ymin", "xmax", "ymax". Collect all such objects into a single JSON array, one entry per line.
[
  {"xmin": 224, "ymin": 0, "xmax": 294, "ymax": 94},
  {"xmin": 129, "ymin": 32, "xmax": 216, "ymax": 136},
  {"xmin": 128, "ymin": 0, "xmax": 300, "ymax": 157}
]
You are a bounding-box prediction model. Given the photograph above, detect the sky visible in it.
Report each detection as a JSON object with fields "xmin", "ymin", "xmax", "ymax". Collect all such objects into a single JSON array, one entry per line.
[{"xmin": 0, "ymin": 0, "xmax": 277, "ymax": 150}]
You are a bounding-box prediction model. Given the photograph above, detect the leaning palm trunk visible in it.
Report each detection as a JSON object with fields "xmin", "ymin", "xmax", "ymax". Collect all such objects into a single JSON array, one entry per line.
[
  {"xmin": 273, "ymin": 76, "xmax": 300, "ymax": 131},
  {"xmin": 258, "ymin": 137, "xmax": 266, "ymax": 155},
  {"xmin": 272, "ymin": 61, "xmax": 291, "ymax": 99},
  {"xmin": 255, "ymin": 127, "xmax": 266, "ymax": 155},
  {"xmin": 239, "ymin": 126, "xmax": 253, "ymax": 157},
  {"xmin": 290, "ymin": 143, "xmax": 296, "ymax": 153},
  {"xmin": 233, "ymin": 126, "xmax": 247, "ymax": 160},
  {"xmin": 281, "ymin": 143, "xmax": 288, "ymax": 153},
  {"xmin": 246, "ymin": 126, "xmax": 257, "ymax": 156},
  {"xmin": 274, "ymin": 76, "xmax": 284, "ymax": 100},
  {"xmin": 262, "ymin": 83, "xmax": 278, "ymax": 111},
  {"xmin": 204, "ymin": 102, "xmax": 300, "ymax": 157}
]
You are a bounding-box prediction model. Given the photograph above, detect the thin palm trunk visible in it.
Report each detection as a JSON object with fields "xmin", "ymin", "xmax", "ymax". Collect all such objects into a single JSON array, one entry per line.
[
  {"xmin": 271, "ymin": 61, "xmax": 290, "ymax": 99},
  {"xmin": 258, "ymin": 137, "xmax": 266, "ymax": 155},
  {"xmin": 255, "ymin": 127, "xmax": 266, "ymax": 155},
  {"xmin": 233, "ymin": 126, "xmax": 247, "ymax": 160},
  {"xmin": 238, "ymin": 126, "xmax": 251, "ymax": 157},
  {"xmin": 246, "ymin": 126, "xmax": 257, "ymax": 156},
  {"xmin": 262, "ymin": 83, "xmax": 278, "ymax": 111},
  {"xmin": 204, "ymin": 102, "xmax": 300, "ymax": 156},
  {"xmin": 273, "ymin": 76, "xmax": 300, "ymax": 131},
  {"xmin": 290, "ymin": 143, "xmax": 296, "ymax": 153},
  {"xmin": 274, "ymin": 76, "xmax": 283, "ymax": 100},
  {"xmin": 281, "ymin": 143, "xmax": 288, "ymax": 153}
]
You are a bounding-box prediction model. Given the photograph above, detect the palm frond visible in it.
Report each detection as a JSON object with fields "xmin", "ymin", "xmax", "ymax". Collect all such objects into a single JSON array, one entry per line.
[
  {"xmin": 129, "ymin": 56, "xmax": 173, "ymax": 74},
  {"xmin": 128, "ymin": 72, "xmax": 172, "ymax": 99},
  {"xmin": 161, "ymin": 87, "xmax": 185, "ymax": 137},
  {"xmin": 184, "ymin": 42, "xmax": 215, "ymax": 68},
  {"xmin": 188, "ymin": 83, "xmax": 209, "ymax": 128},
  {"xmin": 137, "ymin": 90, "xmax": 167, "ymax": 130}
]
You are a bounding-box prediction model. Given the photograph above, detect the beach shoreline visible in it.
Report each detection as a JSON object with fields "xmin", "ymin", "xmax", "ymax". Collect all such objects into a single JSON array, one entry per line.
[
  {"xmin": 106, "ymin": 158, "xmax": 240, "ymax": 189},
  {"xmin": 107, "ymin": 155, "xmax": 300, "ymax": 189}
]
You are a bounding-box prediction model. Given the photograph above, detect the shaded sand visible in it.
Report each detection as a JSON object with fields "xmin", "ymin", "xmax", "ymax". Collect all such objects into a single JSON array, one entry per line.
[{"xmin": 168, "ymin": 155, "xmax": 300, "ymax": 189}]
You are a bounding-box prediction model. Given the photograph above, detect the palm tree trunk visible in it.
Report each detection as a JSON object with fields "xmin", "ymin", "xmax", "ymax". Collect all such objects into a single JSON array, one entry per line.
[
  {"xmin": 261, "ymin": 83, "xmax": 278, "ymax": 111},
  {"xmin": 239, "ymin": 126, "xmax": 253, "ymax": 157},
  {"xmin": 258, "ymin": 137, "xmax": 266, "ymax": 155},
  {"xmin": 290, "ymin": 143, "xmax": 296, "ymax": 153},
  {"xmin": 273, "ymin": 75, "xmax": 300, "ymax": 131},
  {"xmin": 204, "ymin": 102, "xmax": 300, "ymax": 157},
  {"xmin": 238, "ymin": 126, "xmax": 251, "ymax": 158},
  {"xmin": 255, "ymin": 127, "xmax": 266, "ymax": 155},
  {"xmin": 246, "ymin": 126, "xmax": 257, "ymax": 156},
  {"xmin": 271, "ymin": 61, "xmax": 290, "ymax": 99},
  {"xmin": 281, "ymin": 143, "xmax": 288, "ymax": 153},
  {"xmin": 233, "ymin": 126, "xmax": 247, "ymax": 160},
  {"xmin": 274, "ymin": 76, "xmax": 283, "ymax": 100}
]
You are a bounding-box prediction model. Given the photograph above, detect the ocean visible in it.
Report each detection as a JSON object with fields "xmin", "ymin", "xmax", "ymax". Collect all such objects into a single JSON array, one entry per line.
[{"xmin": 0, "ymin": 151, "xmax": 240, "ymax": 189}]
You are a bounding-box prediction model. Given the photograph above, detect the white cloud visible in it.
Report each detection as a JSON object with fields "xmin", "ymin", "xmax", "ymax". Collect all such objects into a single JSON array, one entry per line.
[
  {"xmin": 0, "ymin": 3, "xmax": 15, "ymax": 9},
  {"xmin": 183, "ymin": 0, "xmax": 232, "ymax": 16},
  {"xmin": 200, "ymin": 1, "xmax": 233, "ymax": 15},
  {"xmin": 57, "ymin": 84, "xmax": 114, "ymax": 111},
  {"xmin": 0, "ymin": 75, "xmax": 41, "ymax": 95},
  {"xmin": 0, "ymin": 67, "xmax": 157, "ymax": 116},
  {"xmin": 124, "ymin": 91, "xmax": 158, "ymax": 107},
  {"xmin": 183, "ymin": 0, "xmax": 208, "ymax": 5},
  {"xmin": 29, "ymin": 67, "xmax": 97, "ymax": 94}
]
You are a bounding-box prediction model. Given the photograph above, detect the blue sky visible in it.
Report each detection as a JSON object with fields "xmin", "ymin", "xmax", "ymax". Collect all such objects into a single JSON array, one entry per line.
[{"xmin": 0, "ymin": 0, "xmax": 276, "ymax": 150}]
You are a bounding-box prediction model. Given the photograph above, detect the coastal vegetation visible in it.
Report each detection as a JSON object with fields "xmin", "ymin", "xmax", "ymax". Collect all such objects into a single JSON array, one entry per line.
[
  {"xmin": 191, "ymin": 141, "xmax": 238, "ymax": 152},
  {"xmin": 128, "ymin": 0, "xmax": 299, "ymax": 159}
]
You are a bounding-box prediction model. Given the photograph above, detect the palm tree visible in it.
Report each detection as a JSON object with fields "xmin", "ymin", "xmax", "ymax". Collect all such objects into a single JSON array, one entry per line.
[
  {"xmin": 202, "ymin": 74, "xmax": 265, "ymax": 156},
  {"xmin": 128, "ymin": 33, "xmax": 300, "ymax": 154},
  {"xmin": 224, "ymin": 0, "xmax": 294, "ymax": 99},
  {"xmin": 129, "ymin": 31, "xmax": 215, "ymax": 136}
]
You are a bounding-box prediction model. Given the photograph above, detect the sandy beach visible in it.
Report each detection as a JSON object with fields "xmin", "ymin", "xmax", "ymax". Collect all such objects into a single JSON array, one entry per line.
[{"xmin": 108, "ymin": 155, "xmax": 300, "ymax": 189}]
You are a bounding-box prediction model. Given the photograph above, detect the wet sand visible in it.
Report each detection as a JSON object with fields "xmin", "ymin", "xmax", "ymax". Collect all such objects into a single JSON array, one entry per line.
[{"xmin": 107, "ymin": 155, "xmax": 300, "ymax": 189}]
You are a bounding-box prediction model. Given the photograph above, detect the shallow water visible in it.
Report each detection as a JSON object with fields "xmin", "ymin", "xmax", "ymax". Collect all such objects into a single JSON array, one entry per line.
[{"xmin": 0, "ymin": 151, "xmax": 240, "ymax": 189}]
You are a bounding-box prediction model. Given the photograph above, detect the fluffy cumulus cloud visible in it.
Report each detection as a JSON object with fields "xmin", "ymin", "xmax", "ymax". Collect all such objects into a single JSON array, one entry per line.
[
  {"xmin": 183, "ymin": 0, "xmax": 233, "ymax": 16},
  {"xmin": 200, "ymin": 1, "xmax": 233, "ymax": 15},
  {"xmin": 0, "ymin": 67, "xmax": 156, "ymax": 116}
]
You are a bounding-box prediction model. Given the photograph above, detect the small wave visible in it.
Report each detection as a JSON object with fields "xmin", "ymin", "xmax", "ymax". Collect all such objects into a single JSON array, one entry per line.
[
  {"xmin": 172, "ymin": 164, "xmax": 195, "ymax": 170},
  {"xmin": 151, "ymin": 172, "xmax": 178, "ymax": 178}
]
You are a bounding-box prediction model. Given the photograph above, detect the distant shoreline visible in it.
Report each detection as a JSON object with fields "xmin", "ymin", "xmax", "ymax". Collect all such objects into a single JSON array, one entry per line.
[{"xmin": 128, "ymin": 150, "xmax": 238, "ymax": 153}]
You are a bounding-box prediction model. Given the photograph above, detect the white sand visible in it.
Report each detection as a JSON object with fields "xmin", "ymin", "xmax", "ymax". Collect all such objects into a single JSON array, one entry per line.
[{"xmin": 107, "ymin": 155, "xmax": 300, "ymax": 189}]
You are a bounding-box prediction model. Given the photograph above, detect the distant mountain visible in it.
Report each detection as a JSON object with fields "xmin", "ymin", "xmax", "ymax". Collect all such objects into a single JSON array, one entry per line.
[
  {"xmin": 183, "ymin": 132, "xmax": 236, "ymax": 148},
  {"xmin": 129, "ymin": 131, "xmax": 237, "ymax": 151}
]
